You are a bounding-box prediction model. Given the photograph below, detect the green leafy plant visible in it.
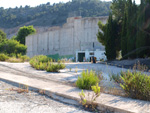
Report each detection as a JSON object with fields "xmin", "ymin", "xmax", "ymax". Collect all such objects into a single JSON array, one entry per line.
[
  {"xmin": 0, "ymin": 39, "xmax": 27, "ymax": 55},
  {"xmin": 120, "ymin": 70, "xmax": 150, "ymax": 101},
  {"xmin": 16, "ymin": 25, "xmax": 36, "ymax": 45},
  {"xmin": 0, "ymin": 53, "xmax": 9, "ymax": 61},
  {"xmin": 20, "ymin": 55, "xmax": 30, "ymax": 62},
  {"xmin": 39, "ymin": 62, "xmax": 47, "ymax": 70},
  {"xmin": 76, "ymin": 70, "xmax": 100, "ymax": 90},
  {"xmin": 46, "ymin": 62, "xmax": 59, "ymax": 72},
  {"xmin": 109, "ymin": 72, "xmax": 123, "ymax": 83},
  {"xmin": 79, "ymin": 83, "xmax": 101, "ymax": 111},
  {"xmin": 29, "ymin": 55, "xmax": 65, "ymax": 72}
]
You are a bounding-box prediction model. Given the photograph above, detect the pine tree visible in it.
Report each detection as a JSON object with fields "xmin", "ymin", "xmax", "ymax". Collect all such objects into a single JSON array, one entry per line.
[
  {"xmin": 126, "ymin": 0, "xmax": 137, "ymax": 58},
  {"xmin": 121, "ymin": 11, "xmax": 127, "ymax": 58},
  {"xmin": 136, "ymin": 0, "xmax": 146, "ymax": 57},
  {"xmin": 105, "ymin": 14, "xmax": 116, "ymax": 60},
  {"xmin": 97, "ymin": 21, "xmax": 107, "ymax": 46},
  {"xmin": 144, "ymin": 0, "xmax": 150, "ymax": 57}
]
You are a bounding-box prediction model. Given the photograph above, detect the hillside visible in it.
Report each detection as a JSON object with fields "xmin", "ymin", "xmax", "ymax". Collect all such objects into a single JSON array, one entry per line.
[{"xmin": 0, "ymin": 0, "xmax": 111, "ymax": 28}]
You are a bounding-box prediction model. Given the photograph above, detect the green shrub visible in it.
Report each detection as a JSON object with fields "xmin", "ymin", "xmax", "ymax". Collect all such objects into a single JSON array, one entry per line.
[
  {"xmin": 30, "ymin": 55, "xmax": 52, "ymax": 63},
  {"xmin": 39, "ymin": 62, "xmax": 47, "ymax": 70},
  {"xmin": 109, "ymin": 72, "xmax": 123, "ymax": 83},
  {"xmin": 0, "ymin": 53, "xmax": 9, "ymax": 61},
  {"xmin": 29, "ymin": 55, "xmax": 65, "ymax": 72},
  {"xmin": 58, "ymin": 63, "xmax": 66, "ymax": 69},
  {"xmin": 79, "ymin": 83, "xmax": 101, "ymax": 111},
  {"xmin": 20, "ymin": 55, "xmax": 30, "ymax": 62},
  {"xmin": 46, "ymin": 63, "xmax": 59, "ymax": 72},
  {"xmin": 76, "ymin": 70, "xmax": 100, "ymax": 90},
  {"xmin": 120, "ymin": 70, "xmax": 150, "ymax": 101},
  {"xmin": 0, "ymin": 39, "xmax": 27, "ymax": 55}
]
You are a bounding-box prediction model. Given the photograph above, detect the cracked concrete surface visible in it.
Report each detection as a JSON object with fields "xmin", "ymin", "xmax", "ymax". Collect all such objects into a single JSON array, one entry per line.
[{"xmin": 0, "ymin": 80, "xmax": 91, "ymax": 113}]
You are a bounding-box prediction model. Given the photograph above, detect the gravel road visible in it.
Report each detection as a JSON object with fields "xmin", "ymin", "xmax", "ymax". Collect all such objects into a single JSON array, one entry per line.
[{"xmin": 0, "ymin": 80, "xmax": 91, "ymax": 113}]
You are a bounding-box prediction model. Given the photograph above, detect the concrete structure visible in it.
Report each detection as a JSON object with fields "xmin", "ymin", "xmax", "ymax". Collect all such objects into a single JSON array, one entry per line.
[
  {"xmin": 26, "ymin": 16, "xmax": 108, "ymax": 58},
  {"xmin": 76, "ymin": 49, "xmax": 106, "ymax": 62}
]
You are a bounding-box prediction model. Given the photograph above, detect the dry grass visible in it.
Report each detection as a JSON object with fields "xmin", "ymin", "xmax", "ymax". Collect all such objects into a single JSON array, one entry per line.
[
  {"xmin": 9, "ymin": 88, "xmax": 29, "ymax": 93},
  {"xmin": 6, "ymin": 58, "xmax": 23, "ymax": 63},
  {"xmin": 39, "ymin": 89, "xmax": 45, "ymax": 95},
  {"xmin": 133, "ymin": 61, "xmax": 149, "ymax": 72},
  {"xmin": 9, "ymin": 84, "xmax": 29, "ymax": 93},
  {"xmin": 100, "ymin": 86, "xmax": 125, "ymax": 97}
]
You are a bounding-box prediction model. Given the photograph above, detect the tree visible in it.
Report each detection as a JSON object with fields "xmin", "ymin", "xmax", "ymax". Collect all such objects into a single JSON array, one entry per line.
[
  {"xmin": 0, "ymin": 29, "xmax": 7, "ymax": 43},
  {"xmin": 121, "ymin": 12, "xmax": 127, "ymax": 58},
  {"xmin": 16, "ymin": 26, "xmax": 36, "ymax": 45},
  {"xmin": 136, "ymin": 0, "xmax": 147, "ymax": 57},
  {"xmin": 110, "ymin": 0, "xmax": 126, "ymax": 21},
  {"xmin": 126, "ymin": 0, "xmax": 137, "ymax": 58},
  {"xmin": 0, "ymin": 0, "xmax": 111, "ymax": 28},
  {"xmin": 98, "ymin": 0, "xmax": 150, "ymax": 59},
  {"xmin": 105, "ymin": 14, "xmax": 116, "ymax": 60},
  {"xmin": 97, "ymin": 15, "xmax": 120, "ymax": 60},
  {"xmin": 0, "ymin": 39, "xmax": 27, "ymax": 55},
  {"xmin": 97, "ymin": 21, "xmax": 107, "ymax": 46}
]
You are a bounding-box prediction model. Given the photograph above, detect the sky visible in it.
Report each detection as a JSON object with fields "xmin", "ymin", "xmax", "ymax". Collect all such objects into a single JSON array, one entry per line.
[{"xmin": 0, "ymin": 0, "xmax": 140, "ymax": 9}]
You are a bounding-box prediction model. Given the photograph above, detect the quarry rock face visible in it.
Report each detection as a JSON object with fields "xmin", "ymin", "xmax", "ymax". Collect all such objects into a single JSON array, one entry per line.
[{"xmin": 26, "ymin": 16, "xmax": 108, "ymax": 57}]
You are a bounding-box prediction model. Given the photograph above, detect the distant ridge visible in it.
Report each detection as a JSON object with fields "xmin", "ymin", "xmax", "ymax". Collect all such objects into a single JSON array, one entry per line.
[{"xmin": 0, "ymin": 0, "xmax": 111, "ymax": 28}]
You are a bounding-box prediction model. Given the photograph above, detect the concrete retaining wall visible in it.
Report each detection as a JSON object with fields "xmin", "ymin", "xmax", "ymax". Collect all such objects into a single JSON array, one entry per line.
[{"xmin": 26, "ymin": 16, "xmax": 108, "ymax": 57}]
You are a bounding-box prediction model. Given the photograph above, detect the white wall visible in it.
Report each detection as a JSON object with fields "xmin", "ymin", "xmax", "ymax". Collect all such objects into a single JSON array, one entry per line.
[{"xmin": 26, "ymin": 16, "xmax": 108, "ymax": 58}]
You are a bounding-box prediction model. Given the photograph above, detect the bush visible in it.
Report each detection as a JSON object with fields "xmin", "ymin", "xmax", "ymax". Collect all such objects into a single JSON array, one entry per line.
[
  {"xmin": 0, "ymin": 39, "xmax": 27, "ymax": 55},
  {"xmin": 39, "ymin": 62, "xmax": 47, "ymax": 70},
  {"xmin": 76, "ymin": 70, "xmax": 100, "ymax": 90},
  {"xmin": 30, "ymin": 55, "xmax": 52, "ymax": 63},
  {"xmin": 7, "ymin": 57, "xmax": 23, "ymax": 63},
  {"xmin": 0, "ymin": 53, "xmax": 9, "ymax": 61},
  {"xmin": 46, "ymin": 63, "xmax": 59, "ymax": 72},
  {"xmin": 20, "ymin": 55, "xmax": 30, "ymax": 62},
  {"xmin": 120, "ymin": 71, "xmax": 150, "ymax": 101},
  {"xmin": 79, "ymin": 83, "xmax": 101, "ymax": 111},
  {"xmin": 109, "ymin": 72, "xmax": 123, "ymax": 83},
  {"xmin": 29, "ymin": 55, "xmax": 65, "ymax": 72},
  {"xmin": 5, "ymin": 55, "xmax": 30, "ymax": 63}
]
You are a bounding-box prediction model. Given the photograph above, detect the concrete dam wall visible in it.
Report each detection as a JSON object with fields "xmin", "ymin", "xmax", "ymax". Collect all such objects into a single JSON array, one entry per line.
[{"xmin": 26, "ymin": 16, "xmax": 108, "ymax": 58}]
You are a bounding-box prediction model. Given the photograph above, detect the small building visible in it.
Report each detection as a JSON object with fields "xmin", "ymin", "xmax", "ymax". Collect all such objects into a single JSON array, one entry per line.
[{"xmin": 76, "ymin": 49, "xmax": 106, "ymax": 62}]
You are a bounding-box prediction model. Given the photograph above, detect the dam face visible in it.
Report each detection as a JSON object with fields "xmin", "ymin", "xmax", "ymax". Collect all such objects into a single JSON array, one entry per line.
[{"xmin": 26, "ymin": 16, "xmax": 108, "ymax": 57}]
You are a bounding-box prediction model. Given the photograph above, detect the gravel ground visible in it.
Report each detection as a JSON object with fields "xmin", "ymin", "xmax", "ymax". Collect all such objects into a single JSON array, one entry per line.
[
  {"xmin": 0, "ymin": 80, "xmax": 91, "ymax": 113},
  {"xmin": 105, "ymin": 58, "xmax": 150, "ymax": 70},
  {"xmin": 1, "ymin": 62, "xmax": 149, "ymax": 97},
  {"xmin": 0, "ymin": 62, "xmax": 130, "ymax": 88}
]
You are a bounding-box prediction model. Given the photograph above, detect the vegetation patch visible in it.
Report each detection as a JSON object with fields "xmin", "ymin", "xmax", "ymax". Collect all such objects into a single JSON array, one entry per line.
[
  {"xmin": 120, "ymin": 71, "xmax": 150, "ymax": 101},
  {"xmin": 0, "ymin": 0, "xmax": 111, "ymax": 28},
  {"xmin": 29, "ymin": 55, "xmax": 65, "ymax": 72},
  {"xmin": 0, "ymin": 53, "xmax": 29, "ymax": 63},
  {"xmin": 0, "ymin": 39, "xmax": 27, "ymax": 55},
  {"xmin": 79, "ymin": 83, "xmax": 100, "ymax": 111},
  {"xmin": 0, "ymin": 53, "xmax": 9, "ymax": 61},
  {"xmin": 109, "ymin": 72, "xmax": 123, "ymax": 84},
  {"xmin": 76, "ymin": 70, "xmax": 101, "ymax": 90}
]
